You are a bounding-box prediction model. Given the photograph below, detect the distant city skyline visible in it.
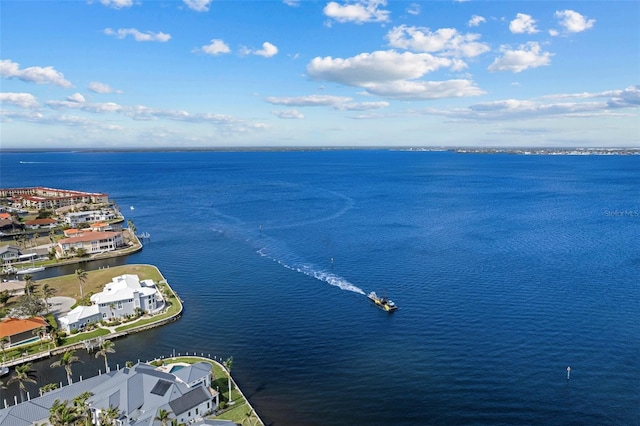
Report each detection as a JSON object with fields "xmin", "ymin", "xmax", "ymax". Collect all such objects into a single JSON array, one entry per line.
[{"xmin": 1, "ymin": 0, "xmax": 638, "ymax": 149}]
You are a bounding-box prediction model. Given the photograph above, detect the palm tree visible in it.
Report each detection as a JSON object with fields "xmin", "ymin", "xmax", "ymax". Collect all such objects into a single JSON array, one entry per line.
[
  {"xmin": 224, "ymin": 356, "xmax": 234, "ymax": 405},
  {"xmin": 154, "ymin": 408, "xmax": 174, "ymax": 426},
  {"xmin": 42, "ymin": 283, "xmax": 57, "ymax": 313},
  {"xmin": 0, "ymin": 336, "xmax": 8, "ymax": 365},
  {"xmin": 8, "ymin": 362, "xmax": 37, "ymax": 402},
  {"xmin": 99, "ymin": 405, "xmax": 121, "ymax": 426},
  {"xmin": 75, "ymin": 268, "xmax": 88, "ymax": 298},
  {"xmin": 39, "ymin": 382, "xmax": 59, "ymax": 396},
  {"xmin": 51, "ymin": 349, "xmax": 82, "ymax": 385},
  {"xmin": 23, "ymin": 274, "xmax": 35, "ymax": 296},
  {"xmin": 73, "ymin": 391, "xmax": 94, "ymax": 425},
  {"xmin": 32, "ymin": 326, "xmax": 47, "ymax": 350},
  {"xmin": 95, "ymin": 339, "xmax": 116, "ymax": 373},
  {"xmin": 49, "ymin": 399, "xmax": 79, "ymax": 426}
]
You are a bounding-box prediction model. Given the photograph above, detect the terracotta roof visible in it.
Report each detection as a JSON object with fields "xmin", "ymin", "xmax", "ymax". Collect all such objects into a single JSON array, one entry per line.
[
  {"xmin": 0, "ymin": 317, "xmax": 48, "ymax": 338},
  {"xmin": 25, "ymin": 218, "xmax": 57, "ymax": 225},
  {"xmin": 0, "ymin": 213, "xmax": 10, "ymax": 220}
]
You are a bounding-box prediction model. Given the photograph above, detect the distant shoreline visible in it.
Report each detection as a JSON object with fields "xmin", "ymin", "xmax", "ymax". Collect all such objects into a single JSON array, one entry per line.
[{"xmin": 1, "ymin": 146, "xmax": 639, "ymax": 155}]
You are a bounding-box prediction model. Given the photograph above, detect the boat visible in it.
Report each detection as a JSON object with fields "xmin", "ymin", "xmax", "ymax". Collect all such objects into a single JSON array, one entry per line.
[
  {"xmin": 0, "ymin": 366, "xmax": 8, "ymax": 377},
  {"xmin": 16, "ymin": 266, "xmax": 45, "ymax": 274},
  {"xmin": 367, "ymin": 291, "xmax": 398, "ymax": 312}
]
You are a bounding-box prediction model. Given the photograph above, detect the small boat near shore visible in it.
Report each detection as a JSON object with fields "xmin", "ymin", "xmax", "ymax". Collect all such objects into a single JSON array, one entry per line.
[
  {"xmin": 16, "ymin": 266, "xmax": 45, "ymax": 275},
  {"xmin": 367, "ymin": 291, "xmax": 398, "ymax": 312}
]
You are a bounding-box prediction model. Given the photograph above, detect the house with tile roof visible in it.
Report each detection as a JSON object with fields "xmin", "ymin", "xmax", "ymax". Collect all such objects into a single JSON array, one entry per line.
[
  {"xmin": 0, "ymin": 361, "xmax": 221, "ymax": 425},
  {"xmin": 56, "ymin": 231, "xmax": 124, "ymax": 258},
  {"xmin": 24, "ymin": 218, "xmax": 58, "ymax": 230},
  {"xmin": 0, "ymin": 317, "xmax": 48, "ymax": 347}
]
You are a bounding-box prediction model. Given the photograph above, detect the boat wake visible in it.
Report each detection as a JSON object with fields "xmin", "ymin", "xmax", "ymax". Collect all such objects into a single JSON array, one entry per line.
[{"xmin": 257, "ymin": 247, "xmax": 365, "ymax": 295}]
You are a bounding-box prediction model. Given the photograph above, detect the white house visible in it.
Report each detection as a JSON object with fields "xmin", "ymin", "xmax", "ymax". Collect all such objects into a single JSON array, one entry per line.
[
  {"xmin": 64, "ymin": 210, "xmax": 116, "ymax": 227},
  {"xmin": 60, "ymin": 274, "xmax": 164, "ymax": 332},
  {"xmin": 58, "ymin": 305, "xmax": 102, "ymax": 333}
]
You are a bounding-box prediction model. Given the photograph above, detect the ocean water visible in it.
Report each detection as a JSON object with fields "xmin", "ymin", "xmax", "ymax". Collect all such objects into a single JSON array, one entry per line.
[{"xmin": 0, "ymin": 150, "xmax": 638, "ymax": 425}]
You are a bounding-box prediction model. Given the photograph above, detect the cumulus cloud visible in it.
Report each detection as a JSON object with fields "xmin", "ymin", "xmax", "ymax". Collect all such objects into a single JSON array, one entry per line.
[
  {"xmin": 272, "ymin": 109, "xmax": 304, "ymax": 119},
  {"xmin": 554, "ymin": 10, "xmax": 595, "ymax": 33},
  {"xmin": 365, "ymin": 79, "xmax": 485, "ymax": 100},
  {"xmin": 509, "ymin": 13, "xmax": 538, "ymax": 34},
  {"xmin": 254, "ymin": 42, "xmax": 279, "ymax": 58},
  {"xmin": 488, "ymin": 42, "xmax": 552, "ymax": 73},
  {"xmin": 104, "ymin": 28, "xmax": 171, "ymax": 42},
  {"xmin": 468, "ymin": 15, "xmax": 486, "ymax": 27},
  {"xmin": 323, "ymin": 0, "xmax": 390, "ymax": 24},
  {"xmin": 386, "ymin": 25, "xmax": 490, "ymax": 58},
  {"xmin": 407, "ymin": 3, "xmax": 420, "ymax": 15},
  {"xmin": 0, "ymin": 59, "xmax": 72, "ymax": 88},
  {"xmin": 199, "ymin": 39, "xmax": 231, "ymax": 56},
  {"xmin": 283, "ymin": 0, "xmax": 300, "ymax": 6},
  {"xmin": 66, "ymin": 93, "xmax": 86, "ymax": 103},
  {"xmin": 0, "ymin": 92, "xmax": 39, "ymax": 108},
  {"xmin": 240, "ymin": 42, "xmax": 278, "ymax": 58},
  {"xmin": 100, "ymin": 0, "xmax": 133, "ymax": 9},
  {"xmin": 183, "ymin": 0, "xmax": 211, "ymax": 12},
  {"xmin": 265, "ymin": 94, "xmax": 353, "ymax": 107},
  {"xmin": 337, "ymin": 101, "xmax": 389, "ymax": 111},
  {"xmin": 88, "ymin": 81, "xmax": 121, "ymax": 94},
  {"xmin": 308, "ymin": 50, "xmax": 453, "ymax": 86}
]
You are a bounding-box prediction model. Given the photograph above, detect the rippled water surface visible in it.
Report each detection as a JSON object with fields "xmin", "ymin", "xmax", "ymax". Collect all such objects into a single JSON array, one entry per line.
[{"xmin": 1, "ymin": 150, "xmax": 638, "ymax": 425}]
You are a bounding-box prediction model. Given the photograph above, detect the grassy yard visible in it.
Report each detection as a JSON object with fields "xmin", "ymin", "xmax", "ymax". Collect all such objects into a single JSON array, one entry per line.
[{"xmin": 33, "ymin": 264, "xmax": 163, "ymax": 300}]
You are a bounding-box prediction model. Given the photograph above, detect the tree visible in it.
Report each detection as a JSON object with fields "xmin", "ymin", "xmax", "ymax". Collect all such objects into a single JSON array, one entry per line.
[
  {"xmin": 32, "ymin": 232, "xmax": 40, "ymax": 249},
  {"xmin": 23, "ymin": 274, "xmax": 36, "ymax": 296},
  {"xmin": 75, "ymin": 269, "xmax": 88, "ymax": 298},
  {"xmin": 0, "ymin": 336, "xmax": 8, "ymax": 364},
  {"xmin": 0, "ymin": 291, "xmax": 9, "ymax": 306},
  {"xmin": 95, "ymin": 339, "xmax": 115, "ymax": 373},
  {"xmin": 72, "ymin": 391, "xmax": 94, "ymax": 425},
  {"xmin": 99, "ymin": 405, "xmax": 121, "ymax": 426},
  {"xmin": 8, "ymin": 362, "xmax": 37, "ymax": 402},
  {"xmin": 33, "ymin": 326, "xmax": 47, "ymax": 349},
  {"xmin": 39, "ymin": 382, "xmax": 59, "ymax": 396},
  {"xmin": 49, "ymin": 399, "xmax": 79, "ymax": 426},
  {"xmin": 127, "ymin": 219, "xmax": 136, "ymax": 235},
  {"xmin": 42, "ymin": 283, "xmax": 57, "ymax": 313},
  {"xmin": 224, "ymin": 356, "xmax": 234, "ymax": 405},
  {"xmin": 51, "ymin": 349, "xmax": 82, "ymax": 385},
  {"xmin": 154, "ymin": 408, "xmax": 174, "ymax": 426}
]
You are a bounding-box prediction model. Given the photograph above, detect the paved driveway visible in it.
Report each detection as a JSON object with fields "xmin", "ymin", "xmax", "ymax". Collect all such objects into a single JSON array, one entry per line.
[{"xmin": 47, "ymin": 296, "xmax": 76, "ymax": 318}]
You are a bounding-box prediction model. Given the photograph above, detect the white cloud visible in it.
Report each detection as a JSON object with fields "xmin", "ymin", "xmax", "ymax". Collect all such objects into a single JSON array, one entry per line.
[
  {"xmin": 0, "ymin": 59, "xmax": 72, "ymax": 88},
  {"xmin": 254, "ymin": 42, "xmax": 279, "ymax": 58},
  {"xmin": 100, "ymin": 0, "xmax": 133, "ymax": 9},
  {"xmin": 66, "ymin": 93, "xmax": 86, "ymax": 103},
  {"xmin": 272, "ymin": 109, "xmax": 304, "ymax": 119},
  {"xmin": 88, "ymin": 81, "xmax": 121, "ymax": 94},
  {"xmin": 407, "ymin": 3, "xmax": 420, "ymax": 16},
  {"xmin": 323, "ymin": 0, "xmax": 390, "ymax": 24},
  {"xmin": 509, "ymin": 13, "xmax": 539, "ymax": 34},
  {"xmin": 308, "ymin": 50, "xmax": 452, "ymax": 86},
  {"xmin": 183, "ymin": 0, "xmax": 211, "ymax": 12},
  {"xmin": 104, "ymin": 28, "xmax": 171, "ymax": 42},
  {"xmin": 468, "ymin": 15, "xmax": 486, "ymax": 27},
  {"xmin": 265, "ymin": 94, "xmax": 353, "ymax": 107},
  {"xmin": 386, "ymin": 25, "xmax": 490, "ymax": 58},
  {"xmin": 554, "ymin": 10, "xmax": 595, "ymax": 33},
  {"xmin": 0, "ymin": 92, "xmax": 39, "ymax": 108},
  {"xmin": 200, "ymin": 39, "xmax": 231, "ymax": 56},
  {"xmin": 548, "ymin": 29, "xmax": 560, "ymax": 37},
  {"xmin": 337, "ymin": 101, "xmax": 389, "ymax": 111},
  {"xmin": 365, "ymin": 79, "xmax": 484, "ymax": 100},
  {"xmin": 488, "ymin": 42, "xmax": 552, "ymax": 73},
  {"xmin": 283, "ymin": 0, "xmax": 300, "ymax": 6}
]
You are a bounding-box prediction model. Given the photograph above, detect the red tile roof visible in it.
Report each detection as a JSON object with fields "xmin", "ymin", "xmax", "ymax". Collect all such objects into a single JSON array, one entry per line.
[
  {"xmin": 0, "ymin": 317, "xmax": 48, "ymax": 338},
  {"xmin": 60, "ymin": 231, "xmax": 120, "ymax": 244}
]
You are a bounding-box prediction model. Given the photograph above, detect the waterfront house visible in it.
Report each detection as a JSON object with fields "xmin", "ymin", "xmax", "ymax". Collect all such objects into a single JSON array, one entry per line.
[
  {"xmin": 0, "ymin": 246, "xmax": 20, "ymax": 264},
  {"xmin": 0, "ymin": 317, "xmax": 48, "ymax": 347},
  {"xmin": 0, "ymin": 187, "xmax": 109, "ymax": 210},
  {"xmin": 24, "ymin": 218, "xmax": 58, "ymax": 230},
  {"xmin": 58, "ymin": 305, "xmax": 102, "ymax": 333},
  {"xmin": 90, "ymin": 274, "xmax": 163, "ymax": 321},
  {"xmin": 55, "ymin": 231, "xmax": 124, "ymax": 258},
  {"xmin": 63, "ymin": 210, "xmax": 116, "ymax": 227},
  {"xmin": 0, "ymin": 361, "xmax": 220, "ymax": 425}
]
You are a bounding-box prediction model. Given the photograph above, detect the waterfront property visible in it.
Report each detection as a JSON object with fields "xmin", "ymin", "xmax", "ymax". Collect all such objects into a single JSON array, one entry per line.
[
  {"xmin": 0, "ymin": 187, "xmax": 109, "ymax": 211},
  {"xmin": 23, "ymin": 218, "xmax": 58, "ymax": 230},
  {"xmin": 63, "ymin": 210, "xmax": 117, "ymax": 227},
  {"xmin": 59, "ymin": 274, "xmax": 164, "ymax": 332},
  {"xmin": 0, "ymin": 317, "xmax": 48, "ymax": 347},
  {"xmin": 0, "ymin": 361, "xmax": 220, "ymax": 425},
  {"xmin": 0, "ymin": 245, "xmax": 20, "ymax": 264},
  {"xmin": 55, "ymin": 231, "xmax": 124, "ymax": 258}
]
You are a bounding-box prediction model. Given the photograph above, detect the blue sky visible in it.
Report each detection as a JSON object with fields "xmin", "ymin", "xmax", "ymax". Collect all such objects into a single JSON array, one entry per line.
[{"xmin": 1, "ymin": 0, "xmax": 638, "ymax": 149}]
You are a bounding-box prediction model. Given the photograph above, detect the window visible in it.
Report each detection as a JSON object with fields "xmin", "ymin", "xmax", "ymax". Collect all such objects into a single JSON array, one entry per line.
[
  {"xmin": 117, "ymin": 301, "xmax": 123, "ymax": 310},
  {"xmin": 102, "ymin": 313, "xmax": 106, "ymax": 318}
]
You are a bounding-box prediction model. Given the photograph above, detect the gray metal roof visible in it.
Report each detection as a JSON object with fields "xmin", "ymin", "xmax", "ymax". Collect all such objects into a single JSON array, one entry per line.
[
  {"xmin": 168, "ymin": 386, "xmax": 211, "ymax": 416},
  {"xmin": 173, "ymin": 361, "xmax": 212, "ymax": 384}
]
